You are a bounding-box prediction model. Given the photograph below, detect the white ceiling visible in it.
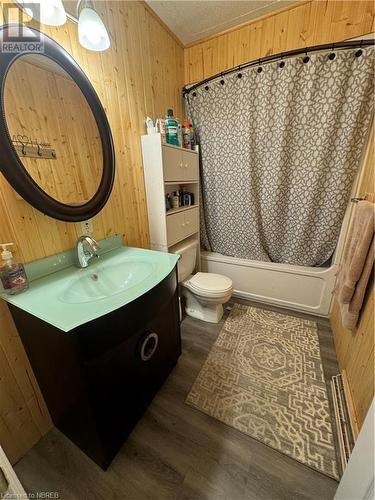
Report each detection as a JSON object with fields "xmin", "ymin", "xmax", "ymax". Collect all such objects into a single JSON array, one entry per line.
[{"xmin": 146, "ymin": 0, "xmax": 299, "ymax": 46}]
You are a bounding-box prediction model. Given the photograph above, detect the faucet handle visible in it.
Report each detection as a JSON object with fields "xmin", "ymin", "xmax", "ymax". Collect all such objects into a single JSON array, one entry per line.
[{"xmin": 85, "ymin": 236, "xmax": 100, "ymax": 252}]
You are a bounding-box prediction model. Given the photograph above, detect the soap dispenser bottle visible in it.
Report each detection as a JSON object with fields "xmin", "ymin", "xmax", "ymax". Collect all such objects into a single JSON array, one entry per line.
[{"xmin": 0, "ymin": 243, "xmax": 29, "ymax": 295}]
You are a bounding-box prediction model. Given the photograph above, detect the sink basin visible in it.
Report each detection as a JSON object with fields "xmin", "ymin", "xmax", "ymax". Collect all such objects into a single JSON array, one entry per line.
[
  {"xmin": 61, "ymin": 259, "xmax": 155, "ymax": 303},
  {"xmin": 2, "ymin": 244, "xmax": 179, "ymax": 332}
]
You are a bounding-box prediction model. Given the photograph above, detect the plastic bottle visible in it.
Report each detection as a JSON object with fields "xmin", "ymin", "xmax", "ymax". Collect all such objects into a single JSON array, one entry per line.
[
  {"xmin": 178, "ymin": 124, "xmax": 183, "ymax": 148},
  {"xmin": 183, "ymin": 119, "xmax": 191, "ymax": 149},
  {"xmin": 165, "ymin": 109, "xmax": 179, "ymax": 146},
  {"xmin": 189, "ymin": 124, "xmax": 196, "ymax": 150},
  {"xmin": 156, "ymin": 118, "xmax": 166, "ymax": 143},
  {"xmin": 172, "ymin": 191, "xmax": 179, "ymax": 209},
  {"xmin": 0, "ymin": 243, "xmax": 29, "ymax": 295}
]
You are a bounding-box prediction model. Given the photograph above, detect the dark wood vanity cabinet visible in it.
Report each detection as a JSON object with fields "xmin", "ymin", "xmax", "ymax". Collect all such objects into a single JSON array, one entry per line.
[{"xmin": 9, "ymin": 268, "xmax": 181, "ymax": 469}]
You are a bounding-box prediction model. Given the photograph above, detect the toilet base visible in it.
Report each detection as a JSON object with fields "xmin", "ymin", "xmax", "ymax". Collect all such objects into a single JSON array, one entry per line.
[{"xmin": 183, "ymin": 288, "xmax": 226, "ymax": 323}]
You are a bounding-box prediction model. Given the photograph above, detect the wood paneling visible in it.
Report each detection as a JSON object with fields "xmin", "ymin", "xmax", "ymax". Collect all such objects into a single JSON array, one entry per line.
[
  {"xmin": 330, "ymin": 131, "xmax": 374, "ymax": 433},
  {"xmin": 184, "ymin": 0, "xmax": 375, "ymax": 84},
  {"xmin": 5, "ymin": 59, "xmax": 102, "ymax": 204},
  {"xmin": 0, "ymin": 0, "xmax": 184, "ymax": 260},
  {"xmin": 0, "ymin": 301, "xmax": 52, "ymax": 465},
  {"xmin": 0, "ymin": 0, "xmax": 184, "ymax": 463}
]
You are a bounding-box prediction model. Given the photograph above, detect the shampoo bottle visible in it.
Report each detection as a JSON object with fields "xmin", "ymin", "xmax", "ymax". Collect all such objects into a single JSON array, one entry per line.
[{"xmin": 0, "ymin": 243, "xmax": 29, "ymax": 295}]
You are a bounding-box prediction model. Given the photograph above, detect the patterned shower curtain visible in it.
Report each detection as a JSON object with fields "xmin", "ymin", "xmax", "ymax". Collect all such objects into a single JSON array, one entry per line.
[{"xmin": 186, "ymin": 47, "xmax": 374, "ymax": 267}]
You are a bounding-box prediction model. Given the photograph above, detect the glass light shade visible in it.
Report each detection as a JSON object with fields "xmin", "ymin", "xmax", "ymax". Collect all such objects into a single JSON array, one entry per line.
[
  {"xmin": 78, "ymin": 7, "xmax": 110, "ymax": 52},
  {"xmin": 18, "ymin": 0, "xmax": 67, "ymax": 26}
]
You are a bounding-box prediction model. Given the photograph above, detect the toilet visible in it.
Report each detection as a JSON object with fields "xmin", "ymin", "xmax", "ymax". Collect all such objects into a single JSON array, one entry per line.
[{"xmin": 172, "ymin": 239, "xmax": 233, "ymax": 323}]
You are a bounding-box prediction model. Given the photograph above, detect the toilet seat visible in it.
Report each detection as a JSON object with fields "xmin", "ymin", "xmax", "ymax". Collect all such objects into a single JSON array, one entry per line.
[{"xmin": 185, "ymin": 272, "xmax": 233, "ymax": 298}]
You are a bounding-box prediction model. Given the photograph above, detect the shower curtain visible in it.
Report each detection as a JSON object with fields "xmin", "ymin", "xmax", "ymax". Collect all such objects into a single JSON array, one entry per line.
[{"xmin": 186, "ymin": 47, "xmax": 374, "ymax": 267}]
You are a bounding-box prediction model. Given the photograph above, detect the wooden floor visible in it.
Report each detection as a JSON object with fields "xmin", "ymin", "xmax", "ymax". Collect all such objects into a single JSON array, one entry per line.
[{"xmin": 15, "ymin": 299, "xmax": 340, "ymax": 500}]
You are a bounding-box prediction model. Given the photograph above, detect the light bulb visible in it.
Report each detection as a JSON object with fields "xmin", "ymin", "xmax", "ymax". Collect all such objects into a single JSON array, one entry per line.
[
  {"xmin": 17, "ymin": 0, "xmax": 67, "ymax": 26},
  {"xmin": 78, "ymin": 7, "xmax": 110, "ymax": 52}
]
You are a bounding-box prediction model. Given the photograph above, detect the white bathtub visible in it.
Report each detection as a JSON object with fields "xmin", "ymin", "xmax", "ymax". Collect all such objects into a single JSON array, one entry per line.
[{"xmin": 201, "ymin": 251, "xmax": 338, "ymax": 317}]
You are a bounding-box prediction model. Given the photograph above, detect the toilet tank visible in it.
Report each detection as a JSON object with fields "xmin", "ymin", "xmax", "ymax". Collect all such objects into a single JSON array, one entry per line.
[{"xmin": 170, "ymin": 239, "xmax": 198, "ymax": 282}]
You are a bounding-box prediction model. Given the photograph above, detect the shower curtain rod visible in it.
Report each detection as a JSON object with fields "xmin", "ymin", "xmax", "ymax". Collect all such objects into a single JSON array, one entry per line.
[{"xmin": 183, "ymin": 39, "xmax": 375, "ymax": 96}]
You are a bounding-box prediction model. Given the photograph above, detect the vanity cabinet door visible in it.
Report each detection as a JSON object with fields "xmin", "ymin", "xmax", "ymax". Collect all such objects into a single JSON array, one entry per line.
[
  {"xmin": 182, "ymin": 151, "xmax": 198, "ymax": 181},
  {"xmin": 184, "ymin": 207, "xmax": 199, "ymax": 237},
  {"xmin": 162, "ymin": 146, "xmax": 183, "ymax": 182},
  {"xmin": 78, "ymin": 276, "xmax": 180, "ymax": 467},
  {"xmin": 166, "ymin": 211, "xmax": 186, "ymax": 246}
]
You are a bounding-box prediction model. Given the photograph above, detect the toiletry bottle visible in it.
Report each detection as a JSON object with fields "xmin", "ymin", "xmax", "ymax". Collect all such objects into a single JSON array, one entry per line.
[
  {"xmin": 0, "ymin": 243, "xmax": 29, "ymax": 295},
  {"xmin": 165, "ymin": 109, "xmax": 179, "ymax": 146},
  {"xmin": 183, "ymin": 119, "xmax": 191, "ymax": 149},
  {"xmin": 189, "ymin": 123, "xmax": 196, "ymax": 150},
  {"xmin": 145, "ymin": 116, "xmax": 156, "ymax": 135},
  {"xmin": 172, "ymin": 192, "xmax": 179, "ymax": 209},
  {"xmin": 178, "ymin": 124, "xmax": 183, "ymax": 148},
  {"xmin": 156, "ymin": 118, "xmax": 166, "ymax": 143}
]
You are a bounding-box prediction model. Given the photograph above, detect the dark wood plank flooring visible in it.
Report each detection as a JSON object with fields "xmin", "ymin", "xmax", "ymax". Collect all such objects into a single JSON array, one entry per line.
[{"xmin": 15, "ymin": 299, "xmax": 340, "ymax": 500}]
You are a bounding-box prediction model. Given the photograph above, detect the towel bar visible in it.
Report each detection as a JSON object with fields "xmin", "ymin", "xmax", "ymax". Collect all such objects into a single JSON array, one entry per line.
[{"xmin": 350, "ymin": 197, "xmax": 366, "ymax": 203}]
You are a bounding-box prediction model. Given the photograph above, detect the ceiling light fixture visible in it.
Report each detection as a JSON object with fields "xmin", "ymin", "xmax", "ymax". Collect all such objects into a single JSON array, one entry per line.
[
  {"xmin": 16, "ymin": 0, "xmax": 67, "ymax": 27},
  {"xmin": 14, "ymin": 1, "xmax": 110, "ymax": 52},
  {"xmin": 78, "ymin": 0, "xmax": 110, "ymax": 52}
]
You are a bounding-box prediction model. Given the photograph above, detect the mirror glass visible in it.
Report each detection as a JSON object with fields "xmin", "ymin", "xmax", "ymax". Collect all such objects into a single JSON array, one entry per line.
[{"xmin": 3, "ymin": 54, "xmax": 103, "ymax": 206}]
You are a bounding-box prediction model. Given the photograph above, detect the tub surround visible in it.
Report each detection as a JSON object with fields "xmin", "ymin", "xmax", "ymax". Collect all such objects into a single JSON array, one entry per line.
[
  {"xmin": 201, "ymin": 251, "xmax": 337, "ymax": 317},
  {"xmin": 2, "ymin": 236, "xmax": 179, "ymax": 332}
]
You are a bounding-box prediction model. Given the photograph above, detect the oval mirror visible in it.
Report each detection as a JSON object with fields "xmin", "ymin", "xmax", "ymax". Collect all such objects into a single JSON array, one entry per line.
[
  {"xmin": 4, "ymin": 54, "xmax": 103, "ymax": 206},
  {"xmin": 0, "ymin": 25, "xmax": 115, "ymax": 222}
]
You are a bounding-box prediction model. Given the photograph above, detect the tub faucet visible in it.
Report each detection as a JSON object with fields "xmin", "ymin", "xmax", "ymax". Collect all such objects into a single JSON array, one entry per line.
[{"xmin": 76, "ymin": 236, "xmax": 100, "ymax": 268}]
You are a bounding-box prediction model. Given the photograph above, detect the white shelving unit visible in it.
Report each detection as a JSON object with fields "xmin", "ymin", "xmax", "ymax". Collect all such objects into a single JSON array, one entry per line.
[{"xmin": 141, "ymin": 133, "xmax": 200, "ymax": 267}]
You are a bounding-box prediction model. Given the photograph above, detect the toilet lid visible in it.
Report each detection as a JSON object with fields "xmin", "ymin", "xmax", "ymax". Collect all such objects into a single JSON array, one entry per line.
[{"xmin": 188, "ymin": 272, "xmax": 232, "ymax": 296}]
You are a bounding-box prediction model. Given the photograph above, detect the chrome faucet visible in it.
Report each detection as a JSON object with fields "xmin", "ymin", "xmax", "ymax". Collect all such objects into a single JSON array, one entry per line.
[{"xmin": 76, "ymin": 236, "xmax": 100, "ymax": 268}]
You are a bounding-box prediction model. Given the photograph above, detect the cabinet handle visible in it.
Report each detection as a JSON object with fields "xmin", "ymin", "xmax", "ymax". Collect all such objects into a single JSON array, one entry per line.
[
  {"xmin": 179, "ymin": 162, "xmax": 183, "ymax": 167},
  {"xmin": 186, "ymin": 221, "xmax": 190, "ymax": 225},
  {"xmin": 139, "ymin": 332, "xmax": 159, "ymax": 361},
  {"xmin": 185, "ymin": 164, "xmax": 188, "ymax": 168},
  {"xmin": 0, "ymin": 466, "xmax": 9, "ymax": 495}
]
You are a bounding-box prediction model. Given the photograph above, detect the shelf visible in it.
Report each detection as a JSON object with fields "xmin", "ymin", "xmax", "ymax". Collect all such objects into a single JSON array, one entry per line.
[
  {"xmin": 162, "ymin": 142, "xmax": 198, "ymax": 154},
  {"xmin": 164, "ymin": 180, "xmax": 198, "ymax": 185},
  {"xmin": 167, "ymin": 231, "xmax": 199, "ymax": 248},
  {"xmin": 166, "ymin": 204, "xmax": 199, "ymax": 216}
]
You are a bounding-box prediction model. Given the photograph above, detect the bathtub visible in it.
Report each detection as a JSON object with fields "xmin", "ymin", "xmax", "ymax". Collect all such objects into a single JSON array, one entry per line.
[{"xmin": 200, "ymin": 251, "xmax": 338, "ymax": 317}]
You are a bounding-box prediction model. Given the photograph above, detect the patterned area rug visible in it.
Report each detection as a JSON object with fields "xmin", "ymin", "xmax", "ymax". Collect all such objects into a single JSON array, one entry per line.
[{"xmin": 186, "ymin": 304, "xmax": 339, "ymax": 479}]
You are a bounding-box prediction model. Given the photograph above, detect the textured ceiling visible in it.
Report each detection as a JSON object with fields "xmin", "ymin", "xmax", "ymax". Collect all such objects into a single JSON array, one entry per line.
[{"xmin": 146, "ymin": 0, "xmax": 299, "ymax": 45}]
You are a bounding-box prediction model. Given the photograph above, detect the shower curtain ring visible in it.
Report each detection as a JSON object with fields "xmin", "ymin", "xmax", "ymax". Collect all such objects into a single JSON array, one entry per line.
[
  {"xmin": 257, "ymin": 58, "xmax": 263, "ymax": 73},
  {"xmin": 279, "ymin": 53, "xmax": 285, "ymax": 68},
  {"xmin": 237, "ymin": 66, "xmax": 242, "ymax": 79},
  {"xmin": 303, "ymin": 50, "xmax": 310, "ymax": 64},
  {"xmin": 328, "ymin": 43, "xmax": 336, "ymax": 60},
  {"xmin": 220, "ymin": 72, "xmax": 225, "ymax": 85},
  {"xmin": 356, "ymin": 40, "xmax": 364, "ymax": 58}
]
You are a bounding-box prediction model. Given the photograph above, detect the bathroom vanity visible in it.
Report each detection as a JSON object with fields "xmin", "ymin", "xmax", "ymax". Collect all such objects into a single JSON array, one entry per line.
[{"xmin": 3, "ymin": 239, "xmax": 181, "ymax": 469}]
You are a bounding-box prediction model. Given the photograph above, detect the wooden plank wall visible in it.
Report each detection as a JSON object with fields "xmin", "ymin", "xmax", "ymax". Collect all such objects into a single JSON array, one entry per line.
[
  {"xmin": 0, "ymin": 0, "xmax": 184, "ymax": 261},
  {"xmin": 0, "ymin": 0, "xmax": 184, "ymax": 464},
  {"xmin": 184, "ymin": 0, "xmax": 375, "ymax": 84},
  {"xmin": 330, "ymin": 132, "xmax": 374, "ymax": 433},
  {"xmin": 5, "ymin": 59, "xmax": 103, "ymax": 205}
]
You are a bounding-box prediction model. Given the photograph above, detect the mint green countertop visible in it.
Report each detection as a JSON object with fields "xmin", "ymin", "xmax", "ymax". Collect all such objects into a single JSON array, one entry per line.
[{"xmin": 2, "ymin": 238, "xmax": 179, "ymax": 332}]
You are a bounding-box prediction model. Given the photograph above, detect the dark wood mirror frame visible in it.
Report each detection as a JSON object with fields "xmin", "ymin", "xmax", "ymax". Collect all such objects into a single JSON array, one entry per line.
[{"xmin": 0, "ymin": 24, "xmax": 115, "ymax": 222}]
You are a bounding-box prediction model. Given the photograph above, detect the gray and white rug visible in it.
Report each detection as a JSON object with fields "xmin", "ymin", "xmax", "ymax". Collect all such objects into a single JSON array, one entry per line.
[{"xmin": 186, "ymin": 304, "xmax": 339, "ymax": 479}]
